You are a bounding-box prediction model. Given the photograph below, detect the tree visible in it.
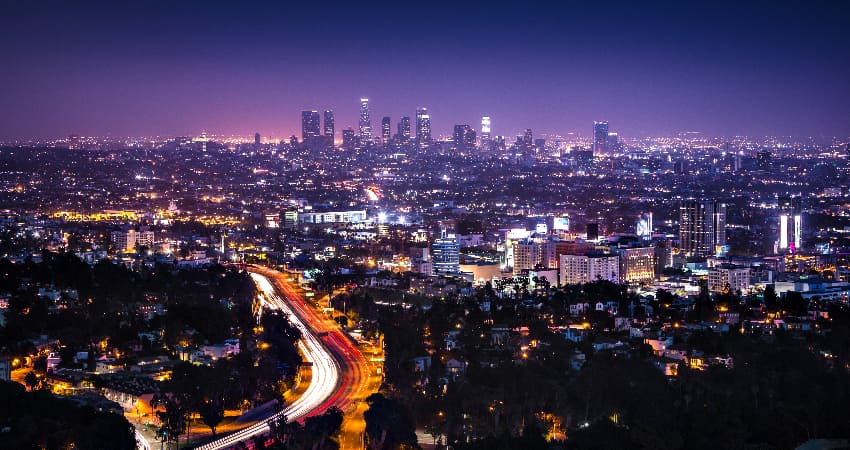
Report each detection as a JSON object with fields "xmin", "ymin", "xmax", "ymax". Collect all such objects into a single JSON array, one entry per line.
[
  {"xmin": 150, "ymin": 392, "xmax": 187, "ymax": 447},
  {"xmin": 23, "ymin": 371, "xmax": 38, "ymax": 391},
  {"xmin": 364, "ymin": 393, "xmax": 417, "ymax": 449},
  {"xmin": 763, "ymin": 284, "xmax": 778, "ymax": 311},
  {"xmin": 199, "ymin": 399, "xmax": 225, "ymax": 437},
  {"xmin": 304, "ymin": 407, "xmax": 344, "ymax": 449},
  {"xmin": 0, "ymin": 380, "xmax": 135, "ymax": 449},
  {"xmin": 781, "ymin": 291, "xmax": 808, "ymax": 316}
]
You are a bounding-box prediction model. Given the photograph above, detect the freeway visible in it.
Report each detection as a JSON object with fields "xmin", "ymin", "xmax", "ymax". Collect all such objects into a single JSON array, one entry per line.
[
  {"xmin": 250, "ymin": 266, "xmax": 382, "ymax": 450},
  {"xmin": 191, "ymin": 266, "xmax": 381, "ymax": 450},
  {"xmin": 193, "ymin": 271, "xmax": 340, "ymax": 450}
]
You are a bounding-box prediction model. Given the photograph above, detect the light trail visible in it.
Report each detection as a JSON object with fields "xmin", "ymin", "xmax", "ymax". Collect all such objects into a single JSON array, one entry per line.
[
  {"xmin": 135, "ymin": 430, "xmax": 151, "ymax": 450},
  {"xmin": 194, "ymin": 272, "xmax": 340, "ymax": 450}
]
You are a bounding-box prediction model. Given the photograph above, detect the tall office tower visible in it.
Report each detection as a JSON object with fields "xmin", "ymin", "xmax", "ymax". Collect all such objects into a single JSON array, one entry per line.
[
  {"xmin": 534, "ymin": 138, "xmax": 546, "ymax": 153},
  {"xmin": 381, "ymin": 116, "xmax": 391, "ymax": 147},
  {"xmin": 431, "ymin": 232, "xmax": 460, "ymax": 274},
  {"xmin": 636, "ymin": 212, "xmax": 653, "ymax": 240},
  {"xmin": 254, "ymin": 132, "xmax": 261, "ymax": 147},
  {"xmin": 323, "ymin": 110, "xmax": 335, "ymax": 145},
  {"xmin": 494, "ymin": 135, "xmax": 506, "ymax": 152},
  {"xmin": 342, "ymin": 128, "xmax": 356, "ymax": 151},
  {"xmin": 453, "ymin": 124, "xmax": 476, "ymax": 153},
  {"xmin": 301, "ymin": 110, "xmax": 321, "ymax": 142},
  {"xmin": 465, "ymin": 128, "xmax": 477, "ymax": 152},
  {"xmin": 522, "ymin": 128, "xmax": 533, "ymax": 151},
  {"xmin": 778, "ymin": 196, "xmax": 803, "ymax": 252},
  {"xmin": 593, "ymin": 121, "xmax": 609, "ymax": 155},
  {"xmin": 679, "ymin": 199, "xmax": 727, "ymax": 257},
  {"xmin": 416, "ymin": 107, "xmax": 432, "ymax": 150},
  {"xmin": 359, "ymin": 98, "xmax": 372, "ymax": 145},
  {"xmin": 480, "ymin": 116, "xmax": 491, "ymax": 152},
  {"xmin": 512, "ymin": 239, "xmax": 542, "ymax": 275},
  {"xmin": 606, "ymin": 132, "xmax": 619, "ymax": 152},
  {"xmin": 398, "ymin": 116, "xmax": 411, "ymax": 142}
]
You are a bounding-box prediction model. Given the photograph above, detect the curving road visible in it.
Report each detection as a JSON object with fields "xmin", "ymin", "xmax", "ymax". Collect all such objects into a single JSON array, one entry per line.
[
  {"xmin": 250, "ymin": 266, "xmax": 382, "ymax": 450},
  {"xmin": 193, "ymin": 271, "xmax": 340, "ymax": 450},
  {"xmin": 191, "ymin": 266, "xmax": 380, "ymax": 450}
]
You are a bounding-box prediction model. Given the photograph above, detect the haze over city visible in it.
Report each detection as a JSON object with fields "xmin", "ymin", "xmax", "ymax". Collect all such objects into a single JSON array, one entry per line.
[
  {"xmin": 2, "ymin": 0, "xmax": 850, "ymax": 141},
  {"xmin": 4, "ymin": 2, "xmax": 850, "ymax": 450}
]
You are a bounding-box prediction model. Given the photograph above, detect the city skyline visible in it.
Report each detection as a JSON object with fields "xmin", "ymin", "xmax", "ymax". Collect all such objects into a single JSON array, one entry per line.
[{"xmin": 2, "ymin": 1, "xmax": 850, "ymax": 141}]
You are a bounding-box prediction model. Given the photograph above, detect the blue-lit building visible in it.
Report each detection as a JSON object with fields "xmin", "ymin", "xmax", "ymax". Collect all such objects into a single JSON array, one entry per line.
[
  {"xmin": 453, "ymin": 124, "xmax": 476, "ymax": 153},
  {"xmin": 432, "ymin": 233, "xmax": 460, "ymax": 274},
  {"xmin": 359, "ymin": 98, "xmax": 372, "ymax": 145},
  {"xmin": 679, "ymin": 199, "xmax": 727, "ymax": 258},
  {"xmin": 323, "ymin": 110, "xmax": 334, "ymax": 145},
  {"xmin": 301, "ymin": 110, "xmax": 321, "ymax": 142},
  {"xmin": 381, "ymin": 116, "xmax": 391, "ymax": 147},
  {"xmin": 593, "ymin": 121, "xmax": 609, "ymax": 155},
  {"xmin": 416, "ymin": 107, "xmax": 431, "ymax": 150},
  {"xmin": 397, "ymin": 116, "xmax": 411, "ymax": 144}
]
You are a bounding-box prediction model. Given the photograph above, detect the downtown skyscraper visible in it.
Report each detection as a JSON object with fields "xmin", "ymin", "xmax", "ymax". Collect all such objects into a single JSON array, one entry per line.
[
  {"xmin": 777, "ymin": 196, "xmax": 803, "ymax": 253},
  {"xmin": 359, "ymin": 98, "xmax": 372, "ymax": 145},
  {"xmin": 593, "ymin": 121, "xmax": 609, "ymax": 155},
  {"xmin": 679, "ymin": 199, "xmax": 727, "ymax": 257},
  {"xmin": 480, "ymin": 116, "xmax": 491, "ymax": 152},
  {"xmin": 381, "ymin": 116, "xmax": 391, "ymax": 147},
  {"xmin": 301, "ymin": 110, "xmax": 321, "ymax": 142},
  {"xmin": 398, "ymin": 116, "xmax": 411, "ymax": 143},
  {"xmin": 453, "ymin": 124, "xmax": 476, "ymax": 153},
  {"xmin": 416, "ymin": 107, "xmax": 431, "ymax": 150},
  {"xmin": 323, "ymin": 110, "xmax": 335, "ymax": 145}
]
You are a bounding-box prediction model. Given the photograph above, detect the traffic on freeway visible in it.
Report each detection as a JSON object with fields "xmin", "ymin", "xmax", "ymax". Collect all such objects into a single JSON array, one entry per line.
[
  {"xmin": 249, "ymin": 266, "xmax": 381, "ymax": 450},
  {"xmin": 190, "ymin": 266, "xmax": 380, "ymax": 450},
  {"xmin": 193, "ymin": 271, "xmax": 341, "ymax": 450}
]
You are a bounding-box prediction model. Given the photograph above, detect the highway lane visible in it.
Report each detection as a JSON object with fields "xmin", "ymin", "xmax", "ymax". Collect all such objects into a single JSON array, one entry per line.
[
  {"xmin": 253, "ymin": 266, "xmax": 381, "ymax": 450},
  {"xmin": 193, "ymin": 272, "xmax": 340, "ymax": 450}
]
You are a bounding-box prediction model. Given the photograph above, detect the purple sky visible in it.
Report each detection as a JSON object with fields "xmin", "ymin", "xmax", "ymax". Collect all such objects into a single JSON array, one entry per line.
[{"xmin": 1, "ymin": 0, "xmax": 849, "ymax": 141}]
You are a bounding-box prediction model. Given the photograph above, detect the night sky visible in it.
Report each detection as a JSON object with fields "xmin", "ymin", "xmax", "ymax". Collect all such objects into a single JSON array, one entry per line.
[{"xmin": 1, "ymin": 0, "xmax": 849, "ymax": 141}]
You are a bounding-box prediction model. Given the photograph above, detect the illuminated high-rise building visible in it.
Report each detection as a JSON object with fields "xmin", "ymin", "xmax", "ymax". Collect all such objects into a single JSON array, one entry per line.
[
  {"xmin": 522, "ymin": 128, "xmax": 533, "ymax": 151},
  {"xmin": 359, "ymin": 98, "xmax": 372, "ymax": 145},
  {"xmin": 493, "ymin": 135, "xmax": 506, "ymax": 152},
  {"xmin": 777, "ymin": 196, "xmax": 803, "ymax": 253},
  {"xmin": 416, "ymin": 107, "xmax": 431, "ymax": 150},
  {"xmin": 398, "ymin": 116, "xmax": 411, "ymax": 142},
  {"xmin": 301, "ymin": 110, "xmax": 321, "ymax": 142},
  {"xmin": 606, "ymin": 132, "xmax": 619, "ymax": 152},
  {"xmin": 636, "ymin": 212, "xmax": 653, "ymax": 240},
  {"xmin": 679, "ymin": 199, "xmax": 726, "ymax": 257},
  {"xmin": 381, "ymin": 116, "xmax": 391, "ymax": 147},
  {"xmin": 534, "ymin": 138, "xmax": 546, "ymax": 153},
  {"xmin": 453, "ymin": 124, "xmax": 476, "ymax": 153},
  {"xmin": 480, "ymin": 116, "xmax": 491, "ymax": 152},
  {"xmin": 254, "ymin": 132, "xmax": 261, "ymax": 147},
  {"xmin": 432, "ymin": 232, "xmax": 460, "ymax": 274},
  {"xmin": 323, "ymin": 110, "xmax": 335, "ymax": 145},
  {"xmin": 593, "ymin": 121, "xmax": 609, "ymax": 155},
  {"xmin": 342, "ymin": 128, "xmax": 356, "ymax": 151}
]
